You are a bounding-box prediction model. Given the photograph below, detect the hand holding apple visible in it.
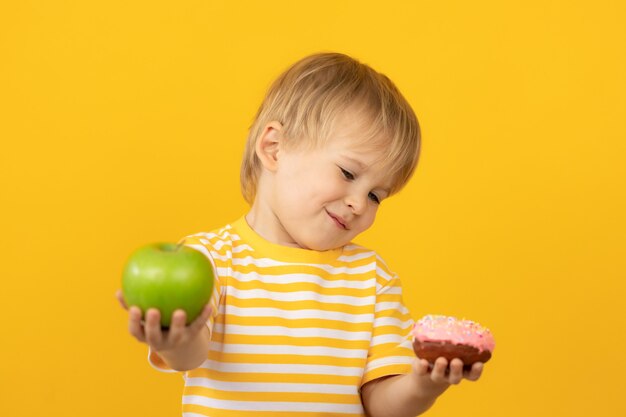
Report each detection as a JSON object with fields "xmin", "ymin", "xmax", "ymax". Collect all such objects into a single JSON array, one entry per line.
[
  {"xmin": 117, "ymin": 289, "xmax": 212, "ymax": 357},
  {"xmin": 121, "ymin": 241, "xmax": 215, "ymax": 328}
]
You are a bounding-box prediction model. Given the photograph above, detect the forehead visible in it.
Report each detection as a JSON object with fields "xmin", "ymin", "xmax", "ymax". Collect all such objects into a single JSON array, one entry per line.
[
  {"xmin": 327, "ymin": 136, "xmax": 388, "ymax": 168},
  {"xmin": 325, "ymin": 111, "xmax": 391, "ymax": 165}
]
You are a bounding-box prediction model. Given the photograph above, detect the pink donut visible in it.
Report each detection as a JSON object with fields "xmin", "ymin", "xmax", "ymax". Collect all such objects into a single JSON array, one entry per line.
[{"xmin": 412, "ymin": 315, "xmax": 495, "ymax": 368}]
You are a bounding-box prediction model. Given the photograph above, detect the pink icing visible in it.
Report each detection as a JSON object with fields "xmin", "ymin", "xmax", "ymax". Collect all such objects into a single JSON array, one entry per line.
[{"xmin": 412, "ymin": 315, "xmax": 495, "ymax": 353}]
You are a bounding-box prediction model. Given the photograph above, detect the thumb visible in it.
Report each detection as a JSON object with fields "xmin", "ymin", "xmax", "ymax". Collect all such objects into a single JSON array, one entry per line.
[{"xmin": 116, "ymin": 289, "xmax": 128, "ymax": 310}]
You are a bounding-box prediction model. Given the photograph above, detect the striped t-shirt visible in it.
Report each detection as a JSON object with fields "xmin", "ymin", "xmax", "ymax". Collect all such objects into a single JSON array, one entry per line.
[{"xmin": 149, "ymin": 217, "xmax": 415, "ymax": 417}]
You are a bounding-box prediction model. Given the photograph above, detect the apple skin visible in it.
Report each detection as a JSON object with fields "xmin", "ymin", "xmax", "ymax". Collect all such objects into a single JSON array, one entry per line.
[{"xmin": 122, "ymin": 242, "xmax": 214, "ymax": 327}]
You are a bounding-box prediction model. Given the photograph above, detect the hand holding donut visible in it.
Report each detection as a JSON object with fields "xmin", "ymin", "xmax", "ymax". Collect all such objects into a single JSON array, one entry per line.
[{"xmin": 410, "ymin": 315, "xmax": 494, "ymax": 392}]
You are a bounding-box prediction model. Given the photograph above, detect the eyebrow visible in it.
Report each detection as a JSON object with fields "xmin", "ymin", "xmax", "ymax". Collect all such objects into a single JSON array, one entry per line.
[
  {"xmin": 378, "ymin": 186, "xmax": 392, "ymax": 197},
  {"xmin": 340, "ymin": 155, "xmax": 367, "ymax": 169}
]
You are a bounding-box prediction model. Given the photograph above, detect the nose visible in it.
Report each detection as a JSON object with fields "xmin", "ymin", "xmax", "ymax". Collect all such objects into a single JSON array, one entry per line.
[{"xmin": 345, "ymin": 192, "xmax": 367, "ymax": 215}]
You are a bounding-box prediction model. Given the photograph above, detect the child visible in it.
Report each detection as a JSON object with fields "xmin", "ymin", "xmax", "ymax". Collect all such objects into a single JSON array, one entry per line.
[{"xmin": 117, "ymin": 52, "xmax": 484, "ymax": 417}]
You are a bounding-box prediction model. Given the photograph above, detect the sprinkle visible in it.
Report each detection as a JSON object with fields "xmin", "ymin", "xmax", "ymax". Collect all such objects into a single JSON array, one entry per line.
[{"xmin": 412, "ymin": 314, "xmax": 495, "ymax": 352}]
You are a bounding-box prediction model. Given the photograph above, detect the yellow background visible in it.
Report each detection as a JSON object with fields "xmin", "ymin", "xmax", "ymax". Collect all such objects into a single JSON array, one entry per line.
[{"xmin": 1, "ymin": 1, "xmax": 624, "ymax": 416}]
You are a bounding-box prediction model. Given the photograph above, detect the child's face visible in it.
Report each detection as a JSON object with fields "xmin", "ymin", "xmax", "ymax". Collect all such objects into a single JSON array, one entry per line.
[{"xmin": 267, "ymin": 120, "xmax": 393, "ymax": 251}]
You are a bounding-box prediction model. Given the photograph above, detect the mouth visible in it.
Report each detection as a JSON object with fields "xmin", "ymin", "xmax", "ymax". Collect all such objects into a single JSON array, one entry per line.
[{"xmin": 326, "ymin": 210, "xmax": 348, "ymax": 230}]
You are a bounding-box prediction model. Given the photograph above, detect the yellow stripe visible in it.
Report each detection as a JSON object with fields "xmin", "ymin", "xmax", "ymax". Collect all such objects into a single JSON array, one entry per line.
[
  {"xmin": 212, "ymin": 333, "xmax": 371, "ymax": 350},
  {"xmin": 227, "ymin": 279, "xmax": 374, "ymax": 297},
  {"xmin": 224, "ymin": 263, "xmax": 371, "ymax": 278},
  {"xmin": 373, "ymin": 325, "xmax": 412, "ymax": 334},
  {"xmin": 376, "ymin": 294, "xmax": 404, "ymax": 303},
  {"xmin": 361, "ymin": 363, "xmax": 413, "ymax": 386},
  {"xmin": 183, "ymin": 403, "xmax": 363, "ymax": 417},
  {"xmin": 207, "ymin": 352, "xmax": 366, "ymax": 367},
  {"xmin": 185, "ymin": 386, "xmax": 361, "ymax": 404},
  {"xmin": 221, "ymin": 314, "xmax": 374, "ymax": 331},
  {"xmin": 225, "ymin": 296, "xmax": 374, "ymax": 314},
  {"xmin": 374, "ymin": 309, "xmax": 410, "ymax": 319},
  {"xmin": 186, "ymin": 369, "xmax": 361, "ymax": 386}
]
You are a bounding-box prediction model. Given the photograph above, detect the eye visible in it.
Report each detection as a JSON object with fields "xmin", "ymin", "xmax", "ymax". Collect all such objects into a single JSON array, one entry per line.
[
  {"xmin": 368, "ymin": 192, "xmax": 380, "ymax": 204},
  {"xmin": 340, "ymin": 167, "xmax": 355, "ymax": 180}
]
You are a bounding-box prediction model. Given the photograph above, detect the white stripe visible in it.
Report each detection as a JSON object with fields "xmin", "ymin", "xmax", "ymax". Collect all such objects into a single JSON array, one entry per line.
[
  {"xmin": 376, "ymin": 266, "xmax": 393, "ymax": 281},
  {"xmin": 233, "ymin": 244, "xmax": 253, "ymax": 253},
  {"xmin": 344, "ymin": 244, "xmax": 366, "ymax": 251},
  {"xmin": 365, "ymin": 355, "xmax": 414, "ymax": 372},
  {"xmin": 210, "ymin": 239, "xmax": 229, "ymax": 251},
  {"xmin": 375, "ymin": 253, "xmax": 390, "ymax": 268},
  {"xmin": 188, "ymin": 226, "xmax": 235, "ymax": 240},
  {"xmin": 209, "ymin": 244, "xmax": 255, "ymax": 262},
  {"xmin": 189, "ymin": 231, "xmax": 226, "ymax": 243},
  {"xmin": 221, "ymin": 305, "xmax": 375, "ymax": 323},
  {"xmin": 375, "ymin": 302, "xmax": 409, "ymax": 313},
  {"xmin": 185, "ymin": 243, "xmax": 213, "ymax": 258},
  {"xmin": 228, "ymin": 270, "xmax": 376, "ymax": 289},
  {"xmin": 187, "ymin": 232, "xmax": 241, "ymax": 246},
  {"xmin": 373, "ymin": 317, "xmax": 413, "ymax": 328},
  {"xmin": 371, "ymin": 334, "xmax": 409, "ymax": 346},
  {"xmin": 232, "ymin": 256, "xmax": 374, "ymax": 273},
  {"xmin": 337, "ymin": 251, "xmax": 375, "ymax": 262},
  {"xmin": 220, "ymin": 255, "xmax": 376, "ymax": 274},
  {"xmin": 185, "ymin": 377, "xmax": 358, "ymax": 395},
  {"xmin": 378, "ymin": 286, "xmax": 402, "ymax": 295},
  {"xmin": 200, "ymin": 359, "xmax": 364, "ymax": 376},
  {"xmin": 226, "ymin": 286, "xmax": 375, "ymax": 306},
  {"xmin": 182, "ymin": 396, "xmax": 363, "ymax": 413},
  {"xmin": 213, "ymin": 324, "xmax": 372, "ymax": 341},
  {"xmin": 185, "ymin": 236, "xmax": 378, "ymax": 274},
  {"xmin": 209, "ymin": 341, "xmax": 368, "ymax": 359},
  {"xmin": 207, "ymin": 250, "xmax": 230, "ymax": 262}
]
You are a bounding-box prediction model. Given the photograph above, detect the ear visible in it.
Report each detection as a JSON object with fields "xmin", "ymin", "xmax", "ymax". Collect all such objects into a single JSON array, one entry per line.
[{"xmin": 255, "ymin": 121, "xmax": 283, "ymax": 172}]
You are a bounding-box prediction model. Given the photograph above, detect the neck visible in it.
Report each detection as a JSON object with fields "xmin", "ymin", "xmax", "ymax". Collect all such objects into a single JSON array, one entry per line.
[{"xmin": 246, "ymin": 197, "xmax": 302, "ymax": 249}]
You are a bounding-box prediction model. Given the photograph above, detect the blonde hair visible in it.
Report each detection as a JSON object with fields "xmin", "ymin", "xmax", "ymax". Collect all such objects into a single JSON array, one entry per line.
[{"xmin": 240, "ymin": 52, "xmax": 421, "ymax": 204}]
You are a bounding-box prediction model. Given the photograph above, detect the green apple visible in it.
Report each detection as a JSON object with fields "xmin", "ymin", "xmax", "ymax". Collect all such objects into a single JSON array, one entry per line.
[{"xmin": 122, "ymin": 242, "xmax": 214, "ymax": 327}]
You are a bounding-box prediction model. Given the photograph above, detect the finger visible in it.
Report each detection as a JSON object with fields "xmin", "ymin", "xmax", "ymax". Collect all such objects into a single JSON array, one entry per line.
[
  {"xmin": 448, "ymin": 358, "xmax": 464, "ymax": 385},
  {"xmin": 144, "ymin": 308, "xmax": 164, "ymax": 347},
  {"xmin": 431, "ymin": 357, "xmax": 449, "ymax": 383},
  {"xmin": 465, "ymin": 362, "xmax": 484, "ymax": 381},
  {"xmin": 116, "ymin": 290, "xmax": 128, "ymax": 310},
  {"xmin": 413, "ymin": 358, "xmax": 430, "ymax": 376},
  {"xmin": 167, "ymin": 309, "xmax": 187, "ymax": 343},
  {"xmin": 189, "ymin": 304, "xmax": 212, "ymax": 334},
  {"xmin": 128, "ymin": 306, "xmax": 146, "ymax": 342}
]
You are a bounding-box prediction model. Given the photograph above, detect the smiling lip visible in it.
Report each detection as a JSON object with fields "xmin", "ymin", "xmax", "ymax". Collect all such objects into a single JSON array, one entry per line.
[{"xmin": 326, "ymin": 210, "xmax": 348, "ymax": 230}]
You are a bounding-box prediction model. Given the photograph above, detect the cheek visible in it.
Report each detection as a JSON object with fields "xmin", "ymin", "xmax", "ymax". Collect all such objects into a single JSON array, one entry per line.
[
  {"xmin": 359, "ymin": 208, "xmax": 378, "ymax": 230},
  {"xmin": 276, "ymin": 174, "xmax": 318, "ymax": 212},
  {"xmin": 295, "ymin": 171, "xmax": 340, "ymax": 200}
]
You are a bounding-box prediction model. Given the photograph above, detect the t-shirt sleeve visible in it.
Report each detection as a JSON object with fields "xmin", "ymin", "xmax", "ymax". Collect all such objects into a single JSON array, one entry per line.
[
  {"xmin": 360, "ymin": 255, "xmax": 415, "ymax": 387},
  {"xmin": 148, "ymin": 234, "xmax": 223, "ymax": 373}
]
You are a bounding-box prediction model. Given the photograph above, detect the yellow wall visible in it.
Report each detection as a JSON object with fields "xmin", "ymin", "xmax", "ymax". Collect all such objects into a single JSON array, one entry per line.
[{"xmin": 1, "ymin": 1, "xmax": 624, "ymax": 416}]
